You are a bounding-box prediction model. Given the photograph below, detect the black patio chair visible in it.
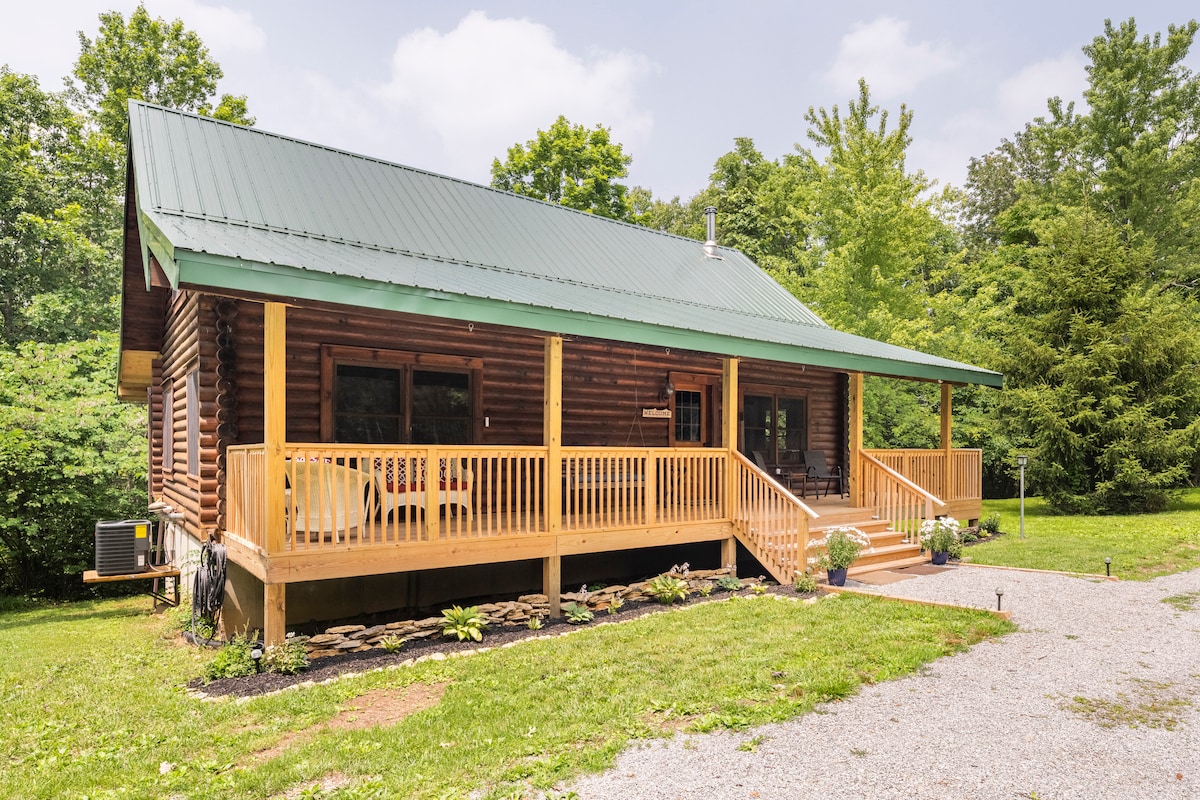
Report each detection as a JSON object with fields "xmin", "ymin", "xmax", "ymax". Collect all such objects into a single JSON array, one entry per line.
[{"xmin": 802, "ymin": 450, "xmax": 846, "ymax": 499}]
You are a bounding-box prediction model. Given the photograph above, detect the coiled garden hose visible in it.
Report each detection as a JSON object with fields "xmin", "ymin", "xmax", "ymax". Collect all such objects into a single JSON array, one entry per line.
[{"xmin": 191, "ymin": 537, "xmax": 227, "ymax": 645}]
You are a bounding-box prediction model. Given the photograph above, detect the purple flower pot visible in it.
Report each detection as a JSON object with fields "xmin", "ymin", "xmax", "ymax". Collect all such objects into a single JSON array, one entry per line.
[
  {"xmin": 931, "ymin": 551, "xmax": 950, "ymax": 565},
  {"xmin": 826, "ymin": 567, "xmax": 848, "ymax": 586}
]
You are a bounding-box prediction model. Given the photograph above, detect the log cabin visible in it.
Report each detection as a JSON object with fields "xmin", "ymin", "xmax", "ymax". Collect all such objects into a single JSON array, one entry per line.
[{"xmin": 117, "ymin": 101, "xmax": 1003, "ymax": 643}]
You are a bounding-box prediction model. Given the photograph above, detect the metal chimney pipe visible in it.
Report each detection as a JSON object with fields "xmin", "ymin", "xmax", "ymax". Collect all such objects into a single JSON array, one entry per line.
[{"xmin": 703, "ymin": 205, "xmax": 721, "ymax": 259}]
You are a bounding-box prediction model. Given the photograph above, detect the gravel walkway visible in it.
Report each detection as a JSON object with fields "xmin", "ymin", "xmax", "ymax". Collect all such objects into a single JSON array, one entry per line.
[{"xmin": 569, "ymin": 564, "xmax": 1200, "ymax": 800}]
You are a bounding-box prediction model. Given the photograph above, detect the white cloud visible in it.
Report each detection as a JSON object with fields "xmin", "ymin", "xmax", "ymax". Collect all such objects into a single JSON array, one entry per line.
[
  {"xmin": 909, "ymin": 51, "xmax": 1088, "ymax": 189},
  {"xmin": 826, "ymin": 17, "xmax": 960, "ymax": 99},
  {"xmin": 155, "ymin": 0, "xmax": 267, "ymax": 55},
  {"xmin": 0, "ymin": 0, "xmax": 264, "ymax": 94},
  {"xmin": 373, "ymin": 10, "xmax": 657, "ymax": 180},
  {"xmin": 997, "ymin": 52, "xmax": 1088, "ymax": 122}
]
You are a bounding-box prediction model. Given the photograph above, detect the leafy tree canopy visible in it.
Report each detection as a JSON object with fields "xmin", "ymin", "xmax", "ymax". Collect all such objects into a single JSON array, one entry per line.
[
  {"xmin": 70, "ymin": 3, "xmax": 253, "ymax": 142},
  {"xmin": 491, "ymin": 115, "xmax": 633, "ymax": 220}
]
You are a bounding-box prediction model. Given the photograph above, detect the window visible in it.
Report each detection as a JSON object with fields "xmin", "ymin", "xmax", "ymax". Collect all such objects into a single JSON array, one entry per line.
[
  {"xmin": 668, "ymin": 373, "xmax": 718, "ymax": 447},
  {"xmin": 673, "ymin": 389, "xmax": 704, "ymax": 444},
  {"xmin": 322, "ymin": 346, "xmax": 480, "ymax": 445},
  {"xmin": 186, "ymin": 369, "xmax": 200, "ymax": 475},
  {"xmin": 162, "ymin": 379, "xmax": 174, "ymax": 474},
  {"xmin": 742, "ymin": 389, "xmax": 808, "ymax": 465}
]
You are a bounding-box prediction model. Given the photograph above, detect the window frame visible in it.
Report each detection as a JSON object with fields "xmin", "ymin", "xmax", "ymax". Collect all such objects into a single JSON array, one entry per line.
[
  {"xmin": 667, "ymin": 371, "xmax": 720, "ymax": 447},
  {"xmin": 739, "ymin": 383, "xmax": 810, "ymax": 465},
  {"xmin": 320, "ymin": 345, "xmax": 483, "ymax": 444},
  {"xmin": 161, "ymin": 378, "xmax": 174, "ymax": 476},
  {"xmin": 186, "ymin": 367, "xmax": 201, "ymax": 477}
]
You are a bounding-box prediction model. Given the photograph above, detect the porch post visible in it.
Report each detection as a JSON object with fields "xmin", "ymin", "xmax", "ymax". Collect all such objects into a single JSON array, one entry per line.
[
  {"xmin": 721, "ymin": 357, "xmax": 739, "ymax": 571},
  {"xmin": 543, "ymin": 336, "xmax": 562, "ymax": 616},
  {"xmin": 263, "ymin": 301, "xmax": 287, "ymax": 644},
  {"xmin": 848, "ymin": 372, "xmax": 864, "ymax": 507},
  {"xmin": 940, "ymin": 383, "xmax": 953, "ymax": 503}
]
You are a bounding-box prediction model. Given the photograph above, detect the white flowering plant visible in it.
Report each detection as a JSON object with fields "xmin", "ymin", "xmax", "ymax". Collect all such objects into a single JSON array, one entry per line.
[
  {"xmin": 920, "ymin": 516, "xmax": 962, "ymax": 556},
  {"xmin": 806, "ymin": 526, "xmax": 872, "ymax": 571}
]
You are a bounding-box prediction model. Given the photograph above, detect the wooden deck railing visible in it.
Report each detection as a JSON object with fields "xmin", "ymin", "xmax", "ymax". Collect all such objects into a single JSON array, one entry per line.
[
  {"xmin": 862, "ymin": 448, "xmax": 982, "ymax": 502},
  {"xmin": 226, "ymin": 444, "xmax": 267, "ymax": 551},
  {"xmin": 859, "ymin": 451, "xmax": 946, "ymax": 541},
  {"xmin": 561, "ymin": 448, "xmax": 727, "ymax": 531},
  {"xmin": 225, "ymin": 444, "xmax": 729, "ymax": 554},
  {"xmin": 731, "ymin": 451, "xmax": 817, "ymax": 583}
]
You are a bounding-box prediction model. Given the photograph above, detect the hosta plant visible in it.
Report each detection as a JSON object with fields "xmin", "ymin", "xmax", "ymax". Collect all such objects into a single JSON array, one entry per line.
[
  {"xmin": 442, "ymin": 605, "xmax": 488, "ymax": 642},
  {"xmin": 562, "ymin": 601, "xmax": 594, "ymax": 624},
  {"xmin": 716, "ymin": 574, "xmax": 743, "ymax": 592},
  {"xmin": 645, "ymin": 573, "xmax": 690, "ymax": 604}
]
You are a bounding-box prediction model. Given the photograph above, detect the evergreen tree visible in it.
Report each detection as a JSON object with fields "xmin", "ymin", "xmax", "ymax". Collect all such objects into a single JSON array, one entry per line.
[{"xmin": 997, "ymin": 208, "xmax": 1200, "ymax": 512}]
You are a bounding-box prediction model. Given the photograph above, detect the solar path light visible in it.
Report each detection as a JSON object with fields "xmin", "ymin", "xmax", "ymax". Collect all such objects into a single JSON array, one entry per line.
[{"xmin": 1017, "ymin": 454, "xmax": 1028, "ymax": 540}]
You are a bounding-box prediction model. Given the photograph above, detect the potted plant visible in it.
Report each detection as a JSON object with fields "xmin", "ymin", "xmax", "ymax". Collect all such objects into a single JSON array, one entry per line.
[
  {"xmin": 920, "ymin": 516, "xmax": 962, "ymax": 565},
  {"xmin": 807, "ymin": 526, "xmax": 871, "ymax": 586}
]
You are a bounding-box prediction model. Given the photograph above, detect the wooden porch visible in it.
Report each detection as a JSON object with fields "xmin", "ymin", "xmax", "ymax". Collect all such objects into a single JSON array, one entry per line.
[{"xmin": 223, "ymin": 307, "xmax": 983, "ymax": 643}]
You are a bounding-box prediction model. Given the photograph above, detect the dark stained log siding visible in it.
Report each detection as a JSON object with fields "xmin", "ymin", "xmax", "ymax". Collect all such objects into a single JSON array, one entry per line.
[
  {"xmin": 221, "ymin": 302, "xmax": 847, "ymax": 467},
  {"xmin": 154, "ymin": 292, "xmax": 222, "ymax": 538}
]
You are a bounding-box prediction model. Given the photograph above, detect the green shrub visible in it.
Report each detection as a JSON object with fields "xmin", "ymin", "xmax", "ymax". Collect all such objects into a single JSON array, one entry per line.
[
  {"xmin": 262, "ymin": 639, "xmax": 308, "ymax": 675},
  {"xmin": 921, "ymin": 517, "xmax": 963, "ymax": 558},
  {"xmin": 526, "ymin": 616, "xmax": 543, "ymax": 631},
  {"xmin": 203, "ymin": 631, "xmax": 259, "ymax": 682},
  {"xmin": 794, "ymin": 571, "xmax": 819, "ymax": 594},
  {"xmin": 442, "ymin": 605, "xmax": 487, "ymax": 642},
  {"xmin": 979, "ymin": 512, "xmax": 1001, "ymax": 535},
  {"xmin": 645, "ymin": 574, "xmax": 689, "ymax": 604},
  {"xmin": 562, "ymin": 601, "xmax": 594, "ymax": 624},
  {"xmin": 380, "ymin": 634, "xmax": 405, "ymax": 652},
  {"xmin": 807, "ymin": 526, "xmax": 872, "ymax": 570},
  {"xmin": 607, "ymin": 596, "xmax": 624, "ymax": 614}
]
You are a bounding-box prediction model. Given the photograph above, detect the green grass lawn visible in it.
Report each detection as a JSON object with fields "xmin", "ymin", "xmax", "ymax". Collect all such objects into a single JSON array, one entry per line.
[
  {"xmin": 0, "ymin": 592, "xmax": 1011, "ymax": 799},
  {"xmin": 967, "ymin": 487, "xmax": 1200, "ymax": 579}
]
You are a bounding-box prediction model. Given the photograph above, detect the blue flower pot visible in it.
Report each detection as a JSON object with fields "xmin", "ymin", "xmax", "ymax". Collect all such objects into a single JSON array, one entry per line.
[
  {"xmin": 931, "ymin": 551, "xmax": 950, "ymax": 565},
  {"xmin": 826, "ymin": 567, "xmax": 848, "ymax": 586}
]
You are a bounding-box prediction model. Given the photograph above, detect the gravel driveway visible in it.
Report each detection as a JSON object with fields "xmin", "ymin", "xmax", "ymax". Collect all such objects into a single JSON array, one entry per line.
[{"xmin": 569, "ymin": 564, "xmax": 1200, "ymax": 800}]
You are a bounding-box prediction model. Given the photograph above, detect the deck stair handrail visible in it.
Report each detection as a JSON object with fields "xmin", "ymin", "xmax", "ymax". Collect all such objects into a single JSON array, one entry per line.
[
  {"xmin": 859, "ymin": 451, "xmax": 946, "ymax": 542},
  {"xmin": 731, "ymin": 451, "xmax": 817, "ymax": 584}
]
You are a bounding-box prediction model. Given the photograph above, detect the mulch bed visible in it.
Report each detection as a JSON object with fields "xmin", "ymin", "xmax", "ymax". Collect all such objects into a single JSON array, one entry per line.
[{"xmin": 191, "ymin": 583, "xmax": 814, "ymax": 699}]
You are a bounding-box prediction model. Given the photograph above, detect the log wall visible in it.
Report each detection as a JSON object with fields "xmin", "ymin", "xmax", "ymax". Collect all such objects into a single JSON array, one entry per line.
[
  {"xmin": 152, "ymin": 298, "xmax": 849, "ymax": 539},
  {"xmin": 151, "ymin": 292, "xmax": 223, "ymax": 541}
]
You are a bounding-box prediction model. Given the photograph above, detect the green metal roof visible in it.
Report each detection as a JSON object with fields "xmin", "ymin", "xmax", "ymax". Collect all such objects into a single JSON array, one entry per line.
[{"xmin": 124, "ymin": 101, "xmax": 1002, "ymax": 387}]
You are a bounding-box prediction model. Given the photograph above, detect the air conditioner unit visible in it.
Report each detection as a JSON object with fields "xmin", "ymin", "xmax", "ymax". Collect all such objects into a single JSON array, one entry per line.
[{"xmin": 94, "ymin": 520, "xmax": 152, "ymax": 576}]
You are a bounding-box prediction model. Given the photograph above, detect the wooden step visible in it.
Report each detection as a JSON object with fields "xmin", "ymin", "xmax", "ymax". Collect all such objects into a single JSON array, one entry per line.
[
  {"xmin": 810, "ymin": 505, "xmax": 879, "ymax": 527},
  {"xmin": 848, "ymin": 553, "xmax": 928, "ymax": 577},
  {"xmin": 811, "ymin": 517, "xmax": 891, "ymax": 536},
  {"xmin": 851, "ymin": 541, "xmax": 924, "ymax": 569}
]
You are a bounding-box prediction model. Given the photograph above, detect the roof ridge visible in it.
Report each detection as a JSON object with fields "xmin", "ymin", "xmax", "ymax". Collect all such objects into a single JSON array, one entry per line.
[
  {"xmin": 153, "ymin": 206, "xmax": 827, "ymax": 329},
  {"xmin": 128, "ymin": 99, "xmax": 733, "ymax": 251}
]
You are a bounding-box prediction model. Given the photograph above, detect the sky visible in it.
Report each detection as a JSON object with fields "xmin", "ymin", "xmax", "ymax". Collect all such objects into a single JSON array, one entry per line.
[{"xmin": 3, "ymin": 1, "xmax": 1198, "ymax": 201}]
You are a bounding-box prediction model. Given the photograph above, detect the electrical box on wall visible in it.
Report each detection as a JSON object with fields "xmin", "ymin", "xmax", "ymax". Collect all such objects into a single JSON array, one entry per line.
[{"xmin": 94, "ymin": 520, "xmax": 152, "ymax": 576}]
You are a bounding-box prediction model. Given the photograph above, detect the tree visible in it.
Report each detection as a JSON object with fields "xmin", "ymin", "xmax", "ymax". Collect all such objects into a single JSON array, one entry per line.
[
  {"xmin": 0, "ymin": 68, "xmax": 120, "ymax": 346},
  {"xmin": 966, "ymin": 19, "xmax": 1200, "ymax": 289},
  {"xmin": 793, "ymin": 80, "xmax": 956, "ymax": 347},
  {"xmin": 491, "ymin": 116, "xmax": 633, "ymax": 220},
  {"xmin": 0, "ymin": 335, "xmax": 147, "ymax": 598},
  {"xmin": 997, "ymin": 208, "xmax": 1200, "ymax": 512},
  {"xmin": 70, "ymin": 3, "xmax": 253, "ymax": 142}
]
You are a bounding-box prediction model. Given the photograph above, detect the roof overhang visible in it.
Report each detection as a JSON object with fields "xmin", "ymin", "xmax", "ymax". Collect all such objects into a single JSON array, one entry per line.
[{"xmin": 169, "ymin": 247, "xmax": 1003, "ymax": 387}]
